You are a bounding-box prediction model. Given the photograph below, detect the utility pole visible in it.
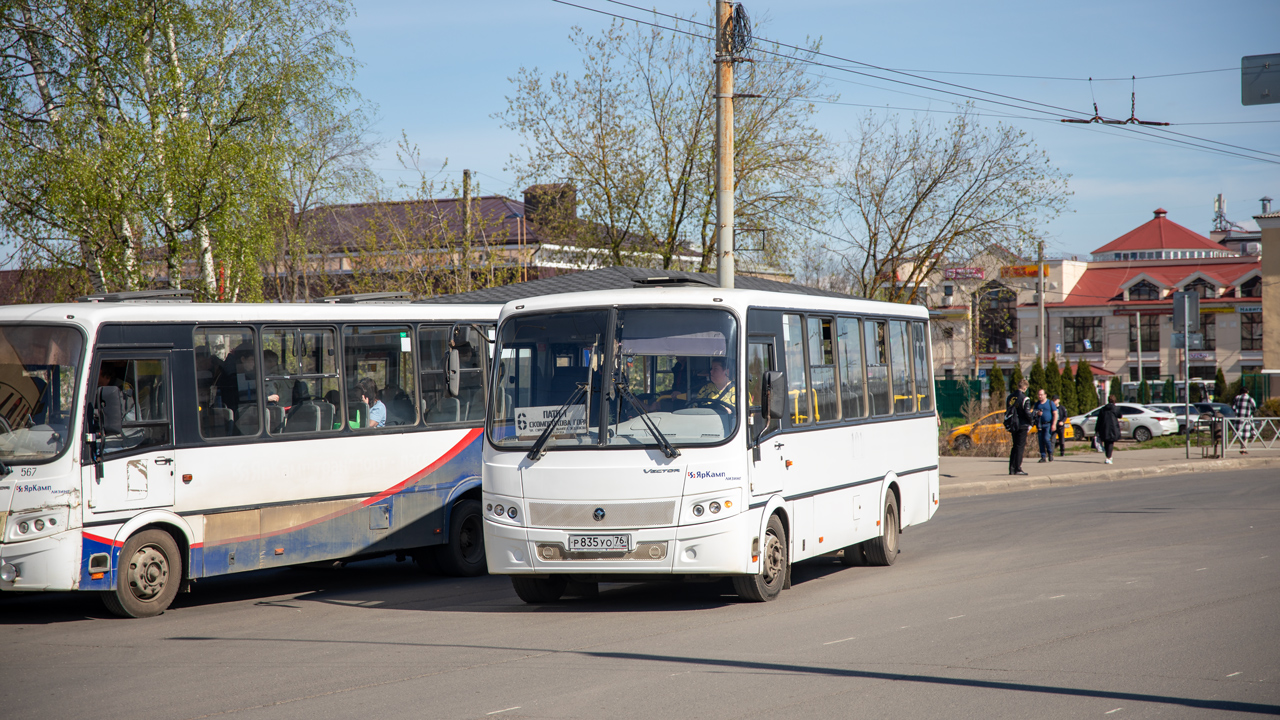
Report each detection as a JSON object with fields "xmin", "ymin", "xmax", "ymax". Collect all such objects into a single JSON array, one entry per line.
[
  {"xmin": 714, "ymin": 0, "xmax": 735, "ymax": 289},
  {"xmin": 1135, "ymin": 310, "xmax": 1143, "ymax": 400},
  {"xmin": 1038, "ymin": 240, "xmax": 1046, "ymax": 365},
  {"xmin": 462, "ymin": 169, "xmax": 473, "ymax": 241}
]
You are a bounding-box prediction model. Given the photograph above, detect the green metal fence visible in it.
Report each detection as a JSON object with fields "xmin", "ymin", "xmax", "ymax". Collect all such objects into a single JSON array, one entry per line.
[
  {"xmin": 1242, "ymin": 374, "xmax": 1271, "ymax": 402},
  {"xmin": 935, "ymin": 378, "xmax": 983, "ymax": 419}
]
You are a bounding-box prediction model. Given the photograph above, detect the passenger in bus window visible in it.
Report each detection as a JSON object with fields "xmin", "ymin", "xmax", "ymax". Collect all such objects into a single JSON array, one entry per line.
[
  {"xmin": 262, "ymin": 350, "xmax": 293, "ymax": 407},
  {"xmin": 358, "ymin": 378, "xmax": 386, "ymax": 428},
  {"xmin": 697, "ymin": 358, "xmax": 736, "ymax": 408}
]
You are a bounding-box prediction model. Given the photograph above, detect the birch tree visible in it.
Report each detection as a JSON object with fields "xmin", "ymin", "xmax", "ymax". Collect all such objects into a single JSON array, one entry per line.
[{"xmin": 0, "ymin": 0, "xmax": 359, "ymax": 300}]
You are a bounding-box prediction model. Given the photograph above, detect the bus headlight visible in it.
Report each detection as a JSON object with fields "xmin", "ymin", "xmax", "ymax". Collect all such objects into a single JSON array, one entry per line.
[{"xmin": 0, "ymin": 562, "xmax": 17, "ymax": 582}]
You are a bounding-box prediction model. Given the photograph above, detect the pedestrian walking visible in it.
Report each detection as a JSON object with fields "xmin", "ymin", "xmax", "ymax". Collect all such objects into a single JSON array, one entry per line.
[
  {"xmin": 1052, "ymin": 394, "xmax": 1066, "ymax": 456},
  {"xmin": 1096, "ymin": 394, "xmax": 1122, "ymax": 464},
  {"xmin": 1232, "ymin": 387, "xmax": 1258, "ymax": 455},
  {"xmin": 1034, "ymin": 388, "xmax": 1056, "ymax": 463},
  {"xmin": 1005, "ymin": 379, "xmax": 1033, "ymax": 476}
]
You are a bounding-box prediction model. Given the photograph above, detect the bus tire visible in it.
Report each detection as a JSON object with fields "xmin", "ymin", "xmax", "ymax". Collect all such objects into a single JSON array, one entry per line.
[
  {"xmin": 864, "ymin": 494, "xmax": 899, "ymax": 567},
  {"xmin": 102, "ymin": 529, "xmax": 182, "ymax": 618},
  {"xmin": 732, "ymin": 514, "xmax": 787, "ymax": 602},
  {"xmin": 434, "ymin": 499, "xmax": 487, "ymax": 577},
  {"xmin": 839, "ymin": 542, "xmax": 867, "ymax": 566},
  {"xmin": 511, "ymin": 576, "xmax": 567, "ymax": 603}
]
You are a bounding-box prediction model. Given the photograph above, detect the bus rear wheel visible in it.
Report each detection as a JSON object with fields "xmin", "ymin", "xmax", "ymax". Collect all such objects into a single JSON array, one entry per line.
[
  {"xmin": 102, "ymin": 529, "xmax": 182, "ymax": 618},
  {"xmin": 733, "ymin": 514, "xmax": 787, "ymax": 602},
  {"xmin": 434, "ymin": 499, "xmax": 487, "ymax": 577},
  {"xmin": 511, "ymin": 576, "xmax": 567, "ymax": 603},
  {"xmin": 864, "ymin": 494, "xmax": 899, "ymax": 566}
]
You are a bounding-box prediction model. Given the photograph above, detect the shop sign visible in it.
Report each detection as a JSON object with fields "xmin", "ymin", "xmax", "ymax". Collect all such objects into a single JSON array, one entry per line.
[
  {"xmin": 1000, "ymin": 265, "xmax": 1044, "ymax": 278},
  {"xmin": 944, "ymin": 267, "xmax": 985, "ymax": 280},
  {"xmin": 1237, "ymin": 305, "xmax": 1262, "ymax": 314}
]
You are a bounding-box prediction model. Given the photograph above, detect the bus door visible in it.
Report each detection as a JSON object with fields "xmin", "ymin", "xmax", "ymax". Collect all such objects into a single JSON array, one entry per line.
[
  {"xmin": 82, "ymin": 352, "xmax": 178, "ymax": 514},
  {"xmin": 746, "ymin": 337, "xmax": 785, "ymax": 498}
]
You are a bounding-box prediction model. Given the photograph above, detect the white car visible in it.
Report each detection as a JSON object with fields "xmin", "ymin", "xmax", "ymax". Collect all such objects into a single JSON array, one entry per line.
[{"xmin": 1068, "ymin": 403, "xmax": 1180, "ymax": 443}]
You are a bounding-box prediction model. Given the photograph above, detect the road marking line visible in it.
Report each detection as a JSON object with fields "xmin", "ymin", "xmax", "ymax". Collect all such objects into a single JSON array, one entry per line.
[
  {"xmin": 1228, "ymin": 672, "xmax": 1242, "ymax": 677},
  {"xmin": 1105, "ymin": 708, "xmax": 1122, "ymax": 714},
  {"xmin": 948, "ymin": 615, "xmax": 965, "ymax": 620},
  {"xmin": 487, "ymin": 708, "xmax": 521, "ymax": 716},
  {"xmin": 1050, "ymin": 595, "xmax": 1065, "ymax": 599},
  {"xmin": 1196, "ymin": 568, "xmax": 1207, "ymax": 571},
  {"xmin": 824, "ymin": 637, "xmax": 856, "ymax": 645}
]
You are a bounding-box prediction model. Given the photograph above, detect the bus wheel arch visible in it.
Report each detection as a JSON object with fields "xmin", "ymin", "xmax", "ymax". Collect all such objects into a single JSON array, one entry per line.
[
  {"xmin": 865, "ymin": 484, "xmax": 900, "ymax": 567},
  {"xmin": 733, "ymin": 511, "xmax": 788, "ymax": 602},
  {"xmin": 102, "ymin": 525, "xmax": 184, "ymax": 618},
  {"xmin": 433, "ymin": 497, "xmax": 487, "ymax": 577}
]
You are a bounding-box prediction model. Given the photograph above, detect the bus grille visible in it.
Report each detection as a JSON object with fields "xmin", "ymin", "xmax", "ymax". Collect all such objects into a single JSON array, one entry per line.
[{"xmin": 527, "ymin": 500, "xmax": 677, "ymax": 528}]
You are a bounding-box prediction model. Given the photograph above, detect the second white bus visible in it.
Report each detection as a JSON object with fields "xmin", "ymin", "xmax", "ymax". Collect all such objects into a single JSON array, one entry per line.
[{"xmin": 481, "ymin": 284, "xmax": 939, "ymax": 602}]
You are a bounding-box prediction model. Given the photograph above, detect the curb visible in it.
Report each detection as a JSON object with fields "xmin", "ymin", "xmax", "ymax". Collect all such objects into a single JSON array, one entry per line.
[{"xmin": 941, "ymin": 456, "xmax": 1280, "ymax": 497}]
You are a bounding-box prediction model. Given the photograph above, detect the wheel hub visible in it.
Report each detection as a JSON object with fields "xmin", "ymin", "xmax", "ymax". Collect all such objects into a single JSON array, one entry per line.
[
  {"xmin": 127, "ymin": 545, "xmax": 168, "ymax": 601},
  {"xmin": 762, "ymin": 532, "xmax": 784, "ymax": 584}
]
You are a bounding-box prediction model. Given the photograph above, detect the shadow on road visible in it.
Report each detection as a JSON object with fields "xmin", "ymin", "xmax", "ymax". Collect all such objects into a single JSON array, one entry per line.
[{"xmin": 0, "ymin": 552, "xmax": 861, "ymax": 623}]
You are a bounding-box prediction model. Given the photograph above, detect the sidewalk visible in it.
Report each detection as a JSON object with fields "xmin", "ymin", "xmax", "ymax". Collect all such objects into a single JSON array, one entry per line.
[{"xmin": 939, "ymin": 443, "xmax": 1280, "ymax": 497}]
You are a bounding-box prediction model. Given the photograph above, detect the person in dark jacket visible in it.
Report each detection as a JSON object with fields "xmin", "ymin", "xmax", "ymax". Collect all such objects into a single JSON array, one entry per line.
[
  {"xmin": 1095, "ymin": 395, "xmax": 1123, "ymax": 464},
  {"xmin": 1006, "ymin": 378, "xmax": 1033, "ymax": 475},
  {"xmin": 1052, "ymin": 395, "xmax": 1067, "ymax": 457}
]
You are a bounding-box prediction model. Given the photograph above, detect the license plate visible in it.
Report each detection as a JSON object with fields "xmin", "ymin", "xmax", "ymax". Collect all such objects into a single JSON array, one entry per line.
[{"xmin": 567, "ymin": 534, "xmax": 630, "ymax": 552}]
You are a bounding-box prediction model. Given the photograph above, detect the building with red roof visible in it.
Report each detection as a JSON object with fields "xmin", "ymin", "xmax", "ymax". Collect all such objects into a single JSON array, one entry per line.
[{"xmin": 929, "ymin": 204, "xmax": 1268, "ymax": 402}]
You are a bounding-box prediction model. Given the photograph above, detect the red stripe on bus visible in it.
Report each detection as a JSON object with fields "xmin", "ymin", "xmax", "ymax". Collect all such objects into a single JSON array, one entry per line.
[{"xmin": 83, "ymin": 531, "xmax": 123, "ymax": 547}]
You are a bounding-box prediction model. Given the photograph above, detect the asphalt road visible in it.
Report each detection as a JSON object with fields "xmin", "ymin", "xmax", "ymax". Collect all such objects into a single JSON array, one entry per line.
[{"xmin": 3, "ymin": 469, "xmax": 1278, "ymax": 720}]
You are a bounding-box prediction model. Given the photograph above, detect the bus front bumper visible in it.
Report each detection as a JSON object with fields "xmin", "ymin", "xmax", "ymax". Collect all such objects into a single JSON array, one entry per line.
[
  {"xmin": 484, "ymin": 511, "xmax": 754, "ymax": 576},
  {"xmin": 0, "ymin": 530, "xmax": 81, "ymax": 592}
]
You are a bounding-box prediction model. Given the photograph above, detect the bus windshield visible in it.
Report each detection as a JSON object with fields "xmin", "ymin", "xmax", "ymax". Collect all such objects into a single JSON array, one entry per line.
[
  {"xmin": 489, "ymin": 307, "xmax": 739, "ymax": 452},
  {"xmin": 0, "ymin": 325, "xmax": 84, "ymax": 462}
]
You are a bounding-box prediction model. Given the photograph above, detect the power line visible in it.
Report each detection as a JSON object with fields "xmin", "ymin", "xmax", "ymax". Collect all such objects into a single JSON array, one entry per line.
[
  {"xmin": 851, "ymin": 67, "xmax": 1238, "ymax": 82},
  {"xmin": 561, "ymin": 1, "xmax": 1280, "ymax": 166}
]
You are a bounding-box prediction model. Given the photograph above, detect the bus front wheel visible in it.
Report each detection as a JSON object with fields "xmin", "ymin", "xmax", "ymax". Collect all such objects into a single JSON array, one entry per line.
[
  {"xmin": 511, "ymin": 576, "xmax": 567, "ymax": 603},
  {"xmin": 864, "ymin": 494, "xmax": 899, "ymax": 566},
  {"xmin": 434, "ymin": 499, "xmax": 487, "ymax": 577},
  {"xmin": 733, "ymin": 514, "xmax": 787, "ymax": 602},
  {"xmin": 102, "ymin": 529, "xmax": 182, "ymax": 618}
]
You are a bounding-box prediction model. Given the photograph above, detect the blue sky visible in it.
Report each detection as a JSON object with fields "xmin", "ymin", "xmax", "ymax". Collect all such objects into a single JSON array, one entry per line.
[{"xmin": 344, "ymin": 0, "xmax": 1279, "ymax": 261}]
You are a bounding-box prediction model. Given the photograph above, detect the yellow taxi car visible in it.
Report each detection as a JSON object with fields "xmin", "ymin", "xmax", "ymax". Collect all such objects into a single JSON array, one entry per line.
[{"xmin": 947, "ymin": 410, "xmax": 1074, "ymax": 450}]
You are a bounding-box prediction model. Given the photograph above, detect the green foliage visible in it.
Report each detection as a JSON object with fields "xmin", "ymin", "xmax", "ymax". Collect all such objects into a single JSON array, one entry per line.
[
  {"xmin": 0, "ymin": 0, "xmax": 361, "ymax": 300},
  {"xmin": 1011, "ymin": 362, "xmax": 1025, "ymax": 392},
  {"xmin": 1223, "ymin": 378, "xmax": 1244, "ymax": 404},
  {"xmin": 1163, "ymin": 376, "xmax": 1176, "ymax": 404},
  {"xmin": 1214, "ymin": 368, "xmax": 1227, "ymax": 401},
  {"xmin": 1045, "ymin": 357, "xmax": 1062, "ymax": 403},
  {"xmin": 1076, "ymin": 359, "xmax": 1099, "ymax": 410},
  {"xmin": 1059, "ymin": 362, "xmax": 1077, "ymax": 416},
  {"xmin": 1189, "ymin": 381, "xmax": 1203, "ymax": 403},
  {"xmin": 1108, "ymin": 376, "xmax": 1123, "ymax": 403},
  {"xmin": 1138, "ymin": 380, "xmax": 1151, "ymax": 404},
  {"xmin": 987, "ymin": 360, "xmax": 1006, "ymax": 401},
  {"xmin": 1028, "ymin": 357, "xmax": 1046, "ymax": 398}
]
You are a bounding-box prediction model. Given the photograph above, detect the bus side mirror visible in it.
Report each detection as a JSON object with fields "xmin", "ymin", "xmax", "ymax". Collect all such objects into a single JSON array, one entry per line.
[
  {"xmin": 763, "ymin": 371, "xmax": 785, "ymax": 420},
  {"xmin": 97, "ymin": 385, "xmax": 124, "ymax": 436},
  {"xmin": 445, "ymin": 348, "xmax": 461, "ymax": 398}
]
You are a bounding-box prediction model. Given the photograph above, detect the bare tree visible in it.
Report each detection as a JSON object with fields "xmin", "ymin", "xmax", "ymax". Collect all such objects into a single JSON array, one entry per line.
[
  {"xmin": 826, "ymin": 107, "xmax": 1070, "ymax": 303},
  {"xmin": 497, "ymin": 14, "xmax": 831, "ymax": 271}
]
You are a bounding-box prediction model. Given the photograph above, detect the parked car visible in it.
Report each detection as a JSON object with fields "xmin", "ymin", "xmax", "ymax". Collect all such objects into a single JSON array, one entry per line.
[
  {"xmin": 1068, "ymin": 403, "xmax": 1179, "ymax": 443},
  {"xmin": 1147, "ymin": 403, "xmax": 1237, "ymax": 434},
  {"xmin": 948, "ymin": 409, "xmax": 1074, "ymax": 450}
]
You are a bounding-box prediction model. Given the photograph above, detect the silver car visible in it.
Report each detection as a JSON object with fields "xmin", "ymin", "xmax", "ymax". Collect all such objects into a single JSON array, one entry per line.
[{"xmin": 1068, "ymin": 403, "xmax": 1180, "ymax": 443}]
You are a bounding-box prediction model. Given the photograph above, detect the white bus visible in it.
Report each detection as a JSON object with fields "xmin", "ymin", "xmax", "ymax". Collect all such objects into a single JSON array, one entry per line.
[
  {"xmin": 0, "ymin": 291, "xmax": 498, "ymax": 617},
  {"xmin": 482, "ymin": 284, "xmax": 939, "ymax": 602}
]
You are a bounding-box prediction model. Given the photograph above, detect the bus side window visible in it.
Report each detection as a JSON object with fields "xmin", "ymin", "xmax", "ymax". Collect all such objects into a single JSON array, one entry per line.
[
  {"xmin": 836, "ymin": 317, "xmax": 867, "ymax": 419},
  {"xmin": 865, "ymin": 320, "xmax": 891, "ymax": 416},
  {"xmin": 194, "ymin": 328, "xmax": 258, "ymax": 438},
  {"xmin": 889, "ymin": 320, "xmax": 915, "ymax": 414},
  {"xmin": 747, "ymin": 340, "xmax": 778, "ymax": 439},
  {"xmin": 345, "ymin": 325, "xmax": 417, "ymax": 429},
  {"xmin": 913, "ymin": 322, "xmax": 933, "ymax": 413},
  {"xmin": 781, "ymin": 314, "xmax": 810, "ymax": 426},
  {"xmin": 97, "ymin": 357, "xmax": 171, "ymax": 453},
  {"xmin": 263, "ymin": 327, "xmax": 342, "ymax": 435},
  {"xmin": 420, "ymin": 326, "xmax": 455, "ymax": 425},
  {"xmin": 807, "ymin": 317, "xmax": 839, "ymax": 423}
]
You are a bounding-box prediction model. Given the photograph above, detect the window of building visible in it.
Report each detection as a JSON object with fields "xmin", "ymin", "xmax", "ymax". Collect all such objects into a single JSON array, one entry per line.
[
  {"xmin": 1127, "ymin": 280, "xmax": 1160, "ymax": 301},
  {"xmin": 1128, "ymin": 314, "xmax": 1160, "ymax": 352},
  {"xmin": 1063, "ymin": 317, "xmax": 1103, "ymax": 353},
  {"xmin": 1239, "ymin": 276, "xmax": 1262, "ymax": 298},
  {"xmin": 1184, "ymin": 278, "xmax": 1216, "ymax": 299},
  {"xmin": 1242, "ymin": 312, "xmax": 1263, "ymax": 351},
  {"xmin": 976, "ymin": 282, "xmax": 1017, "ymax": 354}
]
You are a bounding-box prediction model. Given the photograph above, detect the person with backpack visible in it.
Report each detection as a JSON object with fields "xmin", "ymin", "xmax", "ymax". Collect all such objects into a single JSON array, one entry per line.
[{"xmin": 1005, "ymin": 378, "xmax": 1033, "ymax": 475}]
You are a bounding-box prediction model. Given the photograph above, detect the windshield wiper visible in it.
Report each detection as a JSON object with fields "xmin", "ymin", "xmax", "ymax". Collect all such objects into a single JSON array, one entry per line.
[
  {"xmin": 526, "ymin": 383, "xmax": 587, "ymax": 462},
  {"xmin": 614, "ymin": 379, "xmax": 680, "ymax": 459}
]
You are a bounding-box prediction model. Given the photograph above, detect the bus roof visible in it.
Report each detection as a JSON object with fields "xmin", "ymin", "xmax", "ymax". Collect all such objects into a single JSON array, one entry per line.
[
  {"xmin": 497, "ymin": 286, "xmax": 930, "ymax": 320},
  {"xmin": 0, "ymin": 301, "xmax": 501, "ymax": 329}
]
